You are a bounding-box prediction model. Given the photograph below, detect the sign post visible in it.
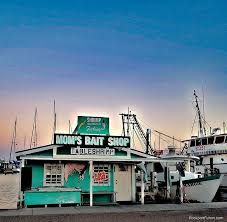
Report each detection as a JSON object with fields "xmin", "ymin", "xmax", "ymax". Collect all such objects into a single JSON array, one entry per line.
[{"xmin": 89, "ymin": 160, "xmax": 93, "ymax": 207}]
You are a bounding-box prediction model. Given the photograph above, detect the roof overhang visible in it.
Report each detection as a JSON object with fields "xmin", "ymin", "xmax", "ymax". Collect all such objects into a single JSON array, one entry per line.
[{"xmin": 15, "ymin": 144, "xmax": 57, "ymax": 157}]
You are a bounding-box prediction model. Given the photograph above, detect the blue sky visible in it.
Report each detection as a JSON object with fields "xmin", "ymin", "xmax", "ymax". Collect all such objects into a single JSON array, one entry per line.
[{"xmin": 0, "ymin": 0, "xmax": 227, "ymax": 157}]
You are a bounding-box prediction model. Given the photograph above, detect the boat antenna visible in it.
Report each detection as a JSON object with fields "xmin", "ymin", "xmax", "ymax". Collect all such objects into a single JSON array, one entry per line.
[
  {"xmin": 202, "ymin": 87, "xmax": 207, "ymax": 136},
  {"xmin": 194, "ymin": 90, "xmax": 204, "ymax": 137},
  {"xmin": 30, "ymin": 107, "xmax": 38, "ymax": 148},
  {"xmin": 223, "ymin": 121, "xmax": 226, "ymax": 134},
  {"xmin": 9, "ymin": 117, "xmax": 17, "ymax": 162},
  {"xmin": 52, "ymin": 100, "xmax": 57, "ymax": 143}
]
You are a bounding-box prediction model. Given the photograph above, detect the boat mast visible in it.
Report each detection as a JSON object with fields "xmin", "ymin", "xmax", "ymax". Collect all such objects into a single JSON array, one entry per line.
[
  {"xmin": 202, "ymin": 87, "xmax": 207, "ymax": 136},
  {"xmin": 52, "ymin": 100, "xmax": 57, "ymax": 143},
  {"xmin": 194, "ymin": 90, "xmax": 204, "ymax": 137},
  {"xmin": 9, "ymin": 118, "xmax": 17, "ymax": 162},
  {"xmin": 30, "ymin": 107, "xmax": 38, "ymax": 148}
]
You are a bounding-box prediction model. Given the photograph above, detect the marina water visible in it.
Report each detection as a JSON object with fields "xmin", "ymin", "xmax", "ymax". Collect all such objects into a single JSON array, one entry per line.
[{"xmin": 0, "ymin": 174, "xmax": 19, "ymax": 209}]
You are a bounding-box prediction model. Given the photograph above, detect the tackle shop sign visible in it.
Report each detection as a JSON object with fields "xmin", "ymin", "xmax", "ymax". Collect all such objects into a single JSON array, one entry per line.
[
  {"xmin": 73, "ymin": 116, "xmax": 109, "ymax": 135},
  {"xmin": 54, "ymin": 133, "xmax": 130, "ymax": 148}
]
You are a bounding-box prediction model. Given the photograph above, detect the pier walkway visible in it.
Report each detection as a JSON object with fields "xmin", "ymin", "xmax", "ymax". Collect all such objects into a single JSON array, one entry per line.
[{"xmin": 0, "ymin": 202, "xmax": 226, "ymax": 222}]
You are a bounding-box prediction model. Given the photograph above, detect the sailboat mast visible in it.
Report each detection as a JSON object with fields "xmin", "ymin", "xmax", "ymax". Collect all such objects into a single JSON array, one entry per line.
[
  {"xmin": 9, "ymin": 118, "xmax": 17, "ymax": 162},
  {"xmin": 52, "ymin": 100, "xmax": 56, "ymax": 143},
  {"xmin": 30, "ymin": 107, "xmax": 38, "ymax": 148},
  {"xmin": 194, "ymin": 90, "xmax": 204, "ymax": 137},
  {"xmin": 14, "ymin": 118, "xmax": 17, "ymax": 154}
]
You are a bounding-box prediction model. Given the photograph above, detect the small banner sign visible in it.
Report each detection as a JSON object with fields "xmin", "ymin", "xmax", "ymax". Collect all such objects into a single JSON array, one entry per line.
[
  {"xmin": 71, "ymin": 147, "xmax": 115, "ymax": 156},
  {"xmin": 54, "ymin": 133, "xmax": 130, "ymax": 148},
  {"xmin": 73, "ymin": 116, "xmax": 109, "ymax": 135}
]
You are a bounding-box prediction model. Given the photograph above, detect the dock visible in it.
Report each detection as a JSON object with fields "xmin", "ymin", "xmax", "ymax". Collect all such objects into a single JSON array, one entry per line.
[{"xmin": 0, "ymin": 202, "xmax": 226, "ymax": 222}]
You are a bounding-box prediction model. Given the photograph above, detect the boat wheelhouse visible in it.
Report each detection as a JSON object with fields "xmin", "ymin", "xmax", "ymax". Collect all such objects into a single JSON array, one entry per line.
[{"xmin": 186, "ymin": 134, "xmax": 227, "ymax": 157}]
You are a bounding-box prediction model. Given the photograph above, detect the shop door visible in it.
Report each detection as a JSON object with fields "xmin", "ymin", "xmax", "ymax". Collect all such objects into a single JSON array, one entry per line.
[{"xmin": 114, "ymin": 164, "xmax": 132, "ymax": 201}]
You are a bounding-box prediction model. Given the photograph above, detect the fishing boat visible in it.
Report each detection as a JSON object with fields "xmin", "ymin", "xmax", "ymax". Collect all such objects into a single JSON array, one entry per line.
[
  {"xmin": 120, "ymin": 111, "xmax": 223, "ymax": 202},
  {"xmin": 182, "ymin": 91, "xmax": 227, "ymax": 200},
  {"xmin": 0, "ymin": 160, "xmax": 20, "ymax": 174},
  {"xmin": 156, "ymin": 146, "xmax": 223, "ymax": 202},
  {"xmin": 0, "ymin": 118, "xmax": 20, "ymax": 174}
]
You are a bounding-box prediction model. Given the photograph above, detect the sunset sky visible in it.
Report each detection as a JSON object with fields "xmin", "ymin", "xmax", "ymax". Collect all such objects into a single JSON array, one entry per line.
[{"xmin": 1, "ymin": 1, "xmax": 227, "ymax": 158}]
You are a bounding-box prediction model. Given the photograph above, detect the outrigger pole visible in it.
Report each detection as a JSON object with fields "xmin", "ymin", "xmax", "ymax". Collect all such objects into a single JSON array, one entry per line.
[{"xmin": 120, "ymin": 113, "xmax": 154, "ymax": 154}]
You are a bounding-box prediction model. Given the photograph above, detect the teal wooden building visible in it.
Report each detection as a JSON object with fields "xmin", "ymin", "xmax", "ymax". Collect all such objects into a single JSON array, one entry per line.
[{"xmin": 16, "ymin": 133, "xmax": 156, "ymax": 207}]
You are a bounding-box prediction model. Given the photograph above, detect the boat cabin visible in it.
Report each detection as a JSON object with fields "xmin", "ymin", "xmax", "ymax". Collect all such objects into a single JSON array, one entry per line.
[
  {"xmin": 189, "ymin": 135, "xmax": 227, "ymax": 147},
  {"xmin": 185, "ymin": 134, "xmax": 227, "ymax": 157}
]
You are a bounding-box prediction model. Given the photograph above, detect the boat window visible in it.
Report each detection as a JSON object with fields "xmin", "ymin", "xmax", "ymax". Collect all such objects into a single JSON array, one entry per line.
[
  {"xmin": 215, "ymin": 136, "xmax": 225, "ymax": 144},
  {"xmin": 154, "ymin": 163, "xmax": 164, "ymax": 173},
  {"xmin": 190, "ymin": 140, "xmax": 195, "ymax": 147},
  {"xmin": 225, "ymin": 136, "xmax": 227, "ymax": 143},
  {"xmin": 196, "ymin": 139, "xmax": 201, "ymax": 146},
  {"xmin": 190, "ymin": 160, "xmax": 195, "ymax": 172},
  {"xmin": 208, "ymin": 137, "xmax": 214, "ymax": 145},
  {"xmin": 202, "ymin": 138, "xmax": 208, "ymax": 145}
]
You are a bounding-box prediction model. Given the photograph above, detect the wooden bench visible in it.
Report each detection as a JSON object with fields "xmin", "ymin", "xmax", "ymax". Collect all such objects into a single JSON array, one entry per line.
[{"xmin": 81, "ymin": 191, "xmax": 116, "ymax": 205}]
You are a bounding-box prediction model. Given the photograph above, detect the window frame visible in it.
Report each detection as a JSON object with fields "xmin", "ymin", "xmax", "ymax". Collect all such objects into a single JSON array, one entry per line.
[
  {"xmin": 93, "ymin": 164, "xmax": 111, "ymax": 186},
  {"xmin": 43, "ymin": 163, "xmax": 64, "ymax": 187},
  {"xmin": 208, "ymin": 136, "xmax": 214, "ymax": 145},
  {"xmin": 202, "ymin": 138, "xmax": 208, "ymax": 145},
  {"xmin": 215, "ymin": 136, "xmax": 225, "ymax": 144},
  {"xmin": 190, "ymin": 140, "xmax": 195, "ymax": 147},
  {"xmin": 196, "ymin": 139, "xmax": 201, "ymax": 146}
]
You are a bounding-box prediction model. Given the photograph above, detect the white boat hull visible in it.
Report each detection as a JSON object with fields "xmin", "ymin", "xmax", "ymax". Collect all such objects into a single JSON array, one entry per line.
[{"xmin": 171, "ymin": 174, "xmax": 223, "ymax": 202}]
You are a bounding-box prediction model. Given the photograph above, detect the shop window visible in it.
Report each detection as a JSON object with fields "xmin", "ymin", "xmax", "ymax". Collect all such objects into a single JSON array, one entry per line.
[
  {"xmin": 93, "ymin": 164, "xmax": 110, "ymax": 186},
  {"xmin": 44, "ymin": 164, "xmax": 64, "ymax": 186}
]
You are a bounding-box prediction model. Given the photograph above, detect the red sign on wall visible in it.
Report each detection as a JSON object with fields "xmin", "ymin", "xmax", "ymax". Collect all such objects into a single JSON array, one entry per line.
[{"xmin": 93, "ymin": 171, "xmax": 108, "ymax": 182}]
